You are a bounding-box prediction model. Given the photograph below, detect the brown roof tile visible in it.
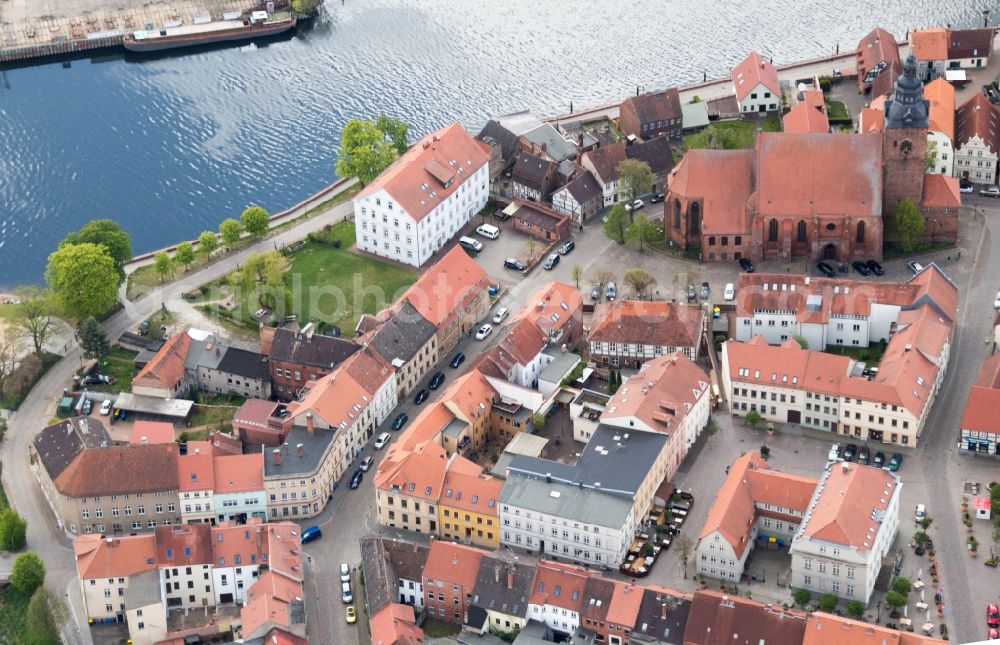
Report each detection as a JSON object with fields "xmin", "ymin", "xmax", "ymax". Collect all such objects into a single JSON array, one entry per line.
[
  {"xmin": 684, "ymin": 590, "xmax": 807, "ymax": 644},
  {"xmin": 132, "ymin": 332, "xmax": 191, "ymax": 390},
  {"xmin": 529, "ymin": 560, "xmax": 592, "ymax": 612},
  {"xmin": 946, "ymin": 28, "xmax": 993, "ymax": 59},
  {"xmin": 581, "ymin": 576, "xmax": 613, "ymax": 624},
  {"xmin": 155, "ymin": 524, "xmax": 214, "ymax": 566},
  {"xmin": 621, "ymin": 89, "xmax": 682, "ymax": 130},
  {"xmin": 582, "ymin": 142, "xmax": 627, "ymax": 184},
  {"xmin": 590, "ymin": 300, "xmax": 701, "ymax": 349},
  {"xmin": 55, "ymin": 443, "xmax": 179, "ymax": 498},
  {"xmin": 856, "ymin": 27, "xmax": 901, "ymax": 81},
  {"xmin": 956, "ymin": 93, "xmax": 1000, "ymax": 155}
]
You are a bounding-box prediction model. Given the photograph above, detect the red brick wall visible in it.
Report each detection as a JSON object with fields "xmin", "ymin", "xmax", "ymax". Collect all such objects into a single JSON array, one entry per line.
[{"xmin": 270, "ymin": 360, "xmax": 329, "ymax": 400}]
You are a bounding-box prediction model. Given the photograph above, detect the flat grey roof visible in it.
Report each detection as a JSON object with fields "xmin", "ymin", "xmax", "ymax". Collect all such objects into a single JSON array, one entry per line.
[
  {"xmin": 125, "ymin": 569, "xmax": 161, "ymax": 610},
  {"xmin": 263, "ymin": 424, "xmax": 337, "ymax": 478},
  {"xmin": 572, "ymin": 388, "xmax": 611, "ymax": 407},
  {"xmin": 500, "ymin": 473, "xmax": 632, "ymax": 528},
  {"xmin": 539, "ymin": 351, "xmax": 580, "ymax": 383},
  {"xmin": 114, "ymin": 392, "xmax": 194, "ymax": 419},
  {"xmin": 443, "ymin": 417, "xmax": 468, "ymax": 438}
]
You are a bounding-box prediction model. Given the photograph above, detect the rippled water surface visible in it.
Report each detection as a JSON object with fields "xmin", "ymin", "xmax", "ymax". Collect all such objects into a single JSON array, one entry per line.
[{"xmin": 0, "ymin": 0, "xmax": 988, "ymax": 286}]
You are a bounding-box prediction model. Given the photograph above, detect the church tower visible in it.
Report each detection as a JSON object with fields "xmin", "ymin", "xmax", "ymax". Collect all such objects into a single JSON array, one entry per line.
[{"xmin": 882, "ymin": 54, "xmax": 929, "ymax": 215}]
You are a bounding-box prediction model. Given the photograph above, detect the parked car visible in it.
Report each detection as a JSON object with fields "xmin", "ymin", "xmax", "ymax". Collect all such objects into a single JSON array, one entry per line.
[
  {"xmin": 866, "ymin": 259, "xmax": 885, "ymax": 276},
  {"xmin": 340, "ymin": 563, "xmax": 351, "ymax": 583},
  {"xmin": 981, "ymin": 187, "xmax": 1000, "ymax": 198},
  {"xmin": 989, "ymin": 627, "xmax": 999, "ymax": 640},
  {"xmin": 558, "ymin": 240, "xmax": 575, "ymax": 255},
  {"xmin": 723, "ymin": 283, "xmax": 735, "ymax": 301},
  {"xmin": 83, "ymin": 374, "xmax": 113, "ymax": 385},
  {"xmin": 345, "ymin": 605, "xmax": 357, "ymax": 624},
  {"xmin": 699, "ymin": 282, "xmax": 710, "ymax": 300},
  {"xmin": 591, "ymin": 285, "xmax": 601, "ymax": 302},
  {"xmin": 414, "ymin": 389, "xmax": 429, "ymax": 404},
  {"xmin": 542, "ymin": 253, "xmax": 560, "ymax": 270},
  {"xmin": 816, "ymin": 262, "xmax": 835, "ymax": 277},
  {"xmin": 375, "ymin": 432, "xmax": 392, "ymax": 450},
  {"xmin": 873, "ymin": 451, "xmax": 886, "ymax": 468},
  {"xmin": 858, "ymin": 446, "xmax": 870, "ymax": 465},
  {"xmin": 341, "ymin": 581, "xmax": 353, "ymax": 604},
  {"xmin": 504, "ymin": 258, "xmax": 527, "ymax": 272},
  {"xmin": 349, "ymin": 469, "xmax": 364, "ymax": 489},
  {"xmin": 852, "ymin": 261, "xmax": 872, "ymax": 276},
  {"xmin": 960, "ymin": 182, "xmax": 974, "ymax": 194},
  {"xmin": 429, "ymin": 371, "xmax": 445, "ymax": 389},
  {"xmin": 475, "ymin": 324, "xmax": 493, "ymax": 340},
  {"xmin": 990, "ymin": 604, "xmax": 1000, "ymax": 627},
  {"xmin": 843, "ymin": 444, "xmax": 858, "ymax": 462},
  {"xmin": 99, "ymin": 400, "xmax": 113, "ymax": 416},
  {"xmin": 81, "ymin": 398, "xmax": 93, "ymax": 415},
  {"xmin": 907, "ymin": 261, "xmax": 924, "ymax": 275},
  {"xmin": 994, "ymin": 291, "xmax": 1000, "ymax": 311},
  {"xmin": 450, "ymin": 352, "xmax": 465, "ymax": 368},
  {"xmin": 391, "ymin": 412, "xmax": 408, "ymax": 431},
  {"xmin": 888, "ymin": 452, "xmax": 903, "ymax": 471},
  {"xmin": 686, "ymin": 283, "xmax": 696, "ymax": 302},
  {"xmin": 827, "ymin": 443, "xmax": 842, "ymax": 461},
  {"xmin": 359, "ymin": 456, "xmax": 375, "ymax": 472},
  {"xmin": 624, "ymin": 198, "xmax": 644, "ymax": 212},
  {"xmin": 738, "ymin": 257, "xmax": 755, "ymax": 273},
  {"xmin": 650, "ymin": 192, "xmax": 665, "ymax": 203},
  {"xmin": 475, "ymin": 224, "xmax": 500, "ymax": 239},
  {"xmin": 606, "ymin": 282, "xmax": 617, "ymax": 300},
  {"xmin": 300, "ymin": 526, "xmax": 322, "ymax": 543},
  {"xmin": 914, "ymin": 503, "xmax": 926, "ymax": 522}
]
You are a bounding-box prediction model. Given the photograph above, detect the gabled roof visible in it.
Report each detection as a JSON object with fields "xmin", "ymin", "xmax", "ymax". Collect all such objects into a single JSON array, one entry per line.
[
  {"xmin": 945, "ymin": 28, "xmax": 993, "ymax": 60},
  {"xmin": 684, "ymin": 590, "xmax": 807, "ymax": 645},
  {"xmin": 438, "ymin": 469, "xmax": 502, "ymax": 516},
  {"xmin": 129, "ymin": 420, "xmax": 174, "ymax": 445},
  {"xmin": 698, "ymin": 452, "xmax": 817, "ymax": 558},
  {"xmin": 216, "ymin": 347, "xmax": 270, "ymax": 381},
  {"xmin": 266, "ymin": 326, "xmax": 359, "ymax": 369},
  {"xmin": 922, "ymin": 174, "xmax": 960, "ymax": 210},
  {"xmin": 156, "ymin": 523, "xmax": 214, "ymax": 566},
  {"xmin": 601, "ymin": 353, "xmax": 710, "ymax": 434},
  {"xmin": 634, "ymin": 586, "xmax": 691, "ymax": 644},
  {"xmin": 288, "ymin": 362, "xmax": 372, "ymax": 431},
  {"xmin": 341, "ymin": 345, "xmax": 394, "ymax": 397},
  {"xmin": 422, "ymin": 540, "xmax": 485, "ymax": 590},
  {"xmin": 956, "ymin": 93, "xmax": 1000, "ymax": 154},
  {"xmin": 509, "ymin": 201, "xmax": 568, "ymax": 233},
  {"xmin": 368, "ymin": 301, "xmax": 437, "ymax": 367},
  {"xmin": 512, "ymin": 281, "xmax": 583, "ymax": 340},
  {"xmin": 856, "ymin": 27, "xmax": 901, "ymax": 80},
  {"xmin": 177, "ymin": 441, "xmax": 215, "ymax": 492},
  {"xmin": 471, "ymin": 556, "xmax": 534, "ymax": 619},
  {"xmin": 725, "ymin": 337, "xmax": 853, "ymax": 397},
  {"xmin": 511, "ymin": 152, "xmax": 557, "ymax": 190},
  {"xmin": 370, "ymin": 603, "xmax": 425, "ymax": 645},
  {"xmin": 56, "ymin": 444, "xmax": 179, "ymax": 497},
  {"xmin": 240, "ymin": 569, "xmax": 305, "ymax": 640},
  {"xmin": 389, "ymin": 369, "xmax": 497, "ymax": 453},
  {"xmin": 213, "ymin": 452, "xmax": 264, "ymax": 494},
  {"xmin": 626, "ymin": 135, "xmax": 676, "ymax": 176},
  {"xmin": 621, "ymin": 89, "xmax": 682, "ymax": 129},
  {"xmin": 132, "ymin": 332, "xmax": 191, "ymax": 390},
  {"xmin": 667, "ymin": 149, "xmax": 753, "ymax": 234},
  {"xmin": 580, "ymin": 576, "xmax": 613, "ymax": 624},
  {"xmin": 74, "ymin": 533, "xmax": 157, "ymax": 580},
  {"xmin": 590, "ymin": 300, "xmax": 701, "ymax": 348},
  {"xmin": 607, "ymin": 581, "xmax": 644, "ymax": 627},
  {"xmin": 529, "ymin": 561, "xmax": 592, "ymax": 612},
  {"xmin": 373, "ymin": 446, "xmax": 449, "ymax": 501},
  {"xmin": 731, "ymin": 51, "xmax": 780, "ymax": 102},
  {"xmin": 403, "ymin": 245, "xmax": 489, "ymax": 328},
  {"xmin": 961, "ymin": 357, "xmax": 1000, "ymax": 435},
  {"xmin": 559, "ymin": 170, "xmax": 603, "ymax": 205},
  {"xmin": 212, "ymin": 520, "xmax": 269, "ymax": 568},
  {"xmin": 782, "ymin": 90, "xmax": 828, "ymax": 134},
  {"xmin": 910, "ymin": 28, "xmax": 948, "ymax": 61},
  {"xmin": 355, "ymin": 123, "xmax": 490, "ymax": 222},
  {"xmin": 803, "ymin": 612, "xmax": 946, "ymax": 644},
  {"xmin": 582, "ymin": 143, "xmax": 627, "ymax": 185},
  {"xmin": 34, "ymin": 417, "xmax": 111, "ymax": 483},
  {"xmin": 755, "ymin": 132, "xmax": 881, "ymax": 218},
  {"xmin": 924, "ymin": 77, "xmax": 956, "ymax": 140},
  {"xmin": 520, "ymin": 123, "xmax": 579, "ymax": 163},
  {"xmin": 796, "ymin": 462, "xmax": 899, "ymax": 553}
]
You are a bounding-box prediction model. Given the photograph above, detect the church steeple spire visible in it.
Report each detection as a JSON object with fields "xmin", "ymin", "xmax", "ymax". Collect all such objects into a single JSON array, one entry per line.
[{"xmin": 883, "ymin": 54, "xmax": 929, "ymax": 129}]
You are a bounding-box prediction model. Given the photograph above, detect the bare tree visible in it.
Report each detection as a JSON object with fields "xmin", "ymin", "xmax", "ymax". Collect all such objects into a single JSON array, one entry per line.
[
  {"xmin": 13, "ymin": 286, "xmax": 53, "ymax": 355},
  {"xmin": 591, "ymin": 270, "xmax": 615, "ymax": 288},
  {"xmin": 571, "ymin": 264, "xmax": 583, "ymax": 288},
  {"xmin": 527, "ymin": 237, "xmax": 537, "ymax": 262},
  {"xmin": 623, "ymin": 268, "xmax": 657, "ymax": 295},
  {"xmin": 0, "ymin": 339, "xmax": 16, "ymax": 400},
  {"xmin": 675, "ymin": 534, "xmax": 693, "ymax": 579}
]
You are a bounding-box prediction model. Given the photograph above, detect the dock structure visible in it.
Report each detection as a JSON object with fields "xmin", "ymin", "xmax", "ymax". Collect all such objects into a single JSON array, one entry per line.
[{"xmin": 0, "ymin": 0, "xmax": 259, "ymax": 63}]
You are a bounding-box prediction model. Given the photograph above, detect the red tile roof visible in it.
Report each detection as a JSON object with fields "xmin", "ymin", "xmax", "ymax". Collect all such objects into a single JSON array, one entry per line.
[
  {"xmin": 956, "ymin": 93, "xmax": 1000, "ymax": 155},
  {"xmin": 74, "ymin": 533, "xmax": 157, "ymax": 580},
  {"xmin": 798, "ymin": 463, "xmax": 898, "ymax": 553},
  {"xmin": 922, "ymin": 174, "xmax": 960, "ymax": 210},
  {"xmin": 924, "ymin": 77, "xmax": 956, "ymax": 140},
  {"xmin": 422, "ymin": 540, "xmax": 485, "ymax": 591},
  {"xmin": 859, "ymin": 107, "xmax": 884, "ymax": 133},
  {"xmin": 732, "ymin": 51, "xmax": 780, "ymax": 102},
  {"xmin": 132, "ymin": 332, "xmax": 191, "ymax": 391},
  {"xmin": 403, "ymin": 245, "xmax": 489, "ymax": 328},
  {"xmin": 240, "ymin": 569, "xmax": 304, "ymax": 639},
  {"xmin": 213, "ymin": 452, "xmax": 264, "ymax": 494},
  {"xmin": 961, "ymin": 355, "xmax": 1000, "ymax": 436},
  {"xmin": 685, "ymin": 590, "xmax": 807, "ymax": 645},
  {"xmin": 234, "ymin": 399, "xmax": 282, "ymax": 429},
  {"xmin": 910, "ymin": 28, "xmax": 948, "ymax": 60},
  {"xmin": 56, "ymin": 444, "xmax": 179, "ymax": 497},
  {"xmin": 529, "ymin": 560, "xmax": 592, "ymax": 612},
  {"xmin": 782, "ymin": 90, "xmax": 829, "ymax": 134},
  {"xmin": 155, "ymin": 524, "xmax": 214, "ymax": 566},
  {"xmin": 602, "ymin": 353, "xmax": 710, "ymax": 434},
  {"xmin": 374, "ymin": 446, "xmax": 449, "ymax": 501},
  {"xmin": 513, "ymin": 281, "xmax": 583, "ymax": 339},
  {"xmin": 755, "ymin": 132, "xmax": 882, "ymax": 219},
  {"xmin": 288, "ymin": 361, "xmax": 372, "ymax": 432},
  {"xmin": 177, "ymin": 441, "xmax": 216, "ymax": 492},
  {"xmin": 340, "ymin": 345, "xmax": 394, "ymax": 397},
  {"xmin": 804, "ymin": 612, "xmax": 945, "ymax": 644},
  {"xmin": 667, "ymin": 150, "xmax": 753, "ymax": 234},
  {"xmin": 438, "ymin": 468, "xmax": 502, "ymax": 516},
  {"xmin": 607, "ymin": 581, "xmax": 644, "ymax": 627},
  {"xmin": 370, "ymin": 603, "xmax": 425, "ymax": 645},
  {"xmin": 590, "ymin": 300, "xmax": 701, "ymax": 349},
  {"xmin": 856, "ymin": 27, "xmax": 901, "ymax": 79},
  {"xmin": 211, "ymin": 520, "xmax": 269, "ymax": 567},
  {"xmin": 698, "ymin": 452, "xmax": 817, "ymax": 558},
  {"xmin": 355, "ymin": 123, "xmax": 489, "ymax": 223},
  {"xmin": 724, "ymin": 337, "xmax": 852, "ymax": 397},
  {"xmin": 129, "ymin": 420, "xmax": 175, "ymax": 445}
]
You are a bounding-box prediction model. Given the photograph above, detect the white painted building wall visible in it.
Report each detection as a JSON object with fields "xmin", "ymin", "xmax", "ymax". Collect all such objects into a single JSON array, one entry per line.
[
  {"xmin": 212, "ymin": 564, "xmax": 260, "ymax": 605},
  {"xmin": 737, "ymin": 83, "xmax": 779, "ymax": 113},
  {"xmin": 954, "ymin": 134, "xmax": 998, "ymax": 185},
  {"xmin": 397, "ymin": 576, "xmax": 424, "ymax": 608},
  {"xmin": 499, "ymin": 501, "xmax": 629, "ymax": 567},
  {"xmin": 928, "ymin": 131, "xmax": 955, "ymax": 177},
  {"xmin": 527, "ymin": 602, "xmax": 581, "ymax": 635}
]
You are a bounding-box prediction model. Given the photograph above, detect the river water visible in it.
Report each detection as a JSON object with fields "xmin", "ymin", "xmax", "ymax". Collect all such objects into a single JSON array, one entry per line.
[{"xmin": 0, "ymin": 0, "xmax": 989, "ymax": 287}]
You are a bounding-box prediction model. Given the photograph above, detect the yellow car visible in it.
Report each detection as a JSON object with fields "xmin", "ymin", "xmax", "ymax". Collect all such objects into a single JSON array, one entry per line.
[{"xmin": 345, "ymin": 605, "xmax": 357, "ymax": 624}]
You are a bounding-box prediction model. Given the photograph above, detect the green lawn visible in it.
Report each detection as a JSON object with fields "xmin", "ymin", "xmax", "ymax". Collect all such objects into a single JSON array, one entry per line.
[
  {"xmin": 0, "ymin": 586, "xmax": 30, "ymax": 645},
  {"xmin": 826, "ymin": 341, "xmax": 886, "ymax": 365},
  {"xmin": 421, "ymin": 619, "xmax": 461, "ymax": 638},
  {"xmin": 825, "ymin": 100, "xmax": 850, "ymax": 121},
  {"xmin": 683, "ymin": 118, "xmax": 781, "ymax": 152},
  {"xmin": 188, "ymin": 405, "xmax": 238, "ymax": 428},
  {"xmin": 0, "ymin": 303, "xmax": 21, "ymax": 322}
]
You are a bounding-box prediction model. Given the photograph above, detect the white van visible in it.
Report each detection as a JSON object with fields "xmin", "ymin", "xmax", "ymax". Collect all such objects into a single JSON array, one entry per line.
[
  {"xmin": 476, "ymin": 224, "xmax": 500, "ymax": 240},
  {"xmin": 459, "ymin": 236, "xmax": 483, "ymax": 253}
]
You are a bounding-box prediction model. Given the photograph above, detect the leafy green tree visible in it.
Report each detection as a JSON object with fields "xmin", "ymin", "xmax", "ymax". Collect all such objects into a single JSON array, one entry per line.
[
  {"xmin": 375, "ymin": 115, "xmax": 410, "ymax": 154},
  {"xmin": 884, "ymin": 590, "xmax": 907, "ymax": 608},
  {"xmin": 13, "ymin": 286, "xmax": 53, "ymax": 355},
  {"xmin": 625, "ymin": 213, "xmax": 656, "ymax": 253},
  {"xmin": 79, "ymin": 317, "xmax": 110, "ymax": 361},
  {"xmin": 26, "ymin": 587, "xmax": 67, "ymax": 645},
  {"xmin": 623, "ymin": 268, "xmax": 656, "ymax": 295},
  {"xmin": 219, "ymin": 218, "xmax": 243, "ymax": 248},
  {"xmin": 759, "ymin": 444, "xmax": 771, "ymax": 460},
  {"xmin": 175, "ymin": 242, "xmax": 195, "ymax": 271},
  {"xmin": 198, "ymin": 231, "xmax": 219, "ymax": 257},
  {"xmin": 0, "ymin": 508, "xmax": 27, "ymax": 551},
  {"xmin": 792, "ymin": 335, "xmax": 809, "ymax": 349},
  {"xmin": 792, "ymin": 588, "xmax": 812, "ymax": 608},
  {"xmin": 335, "ymin": 118, "xmax": 403, "ymax": 185},
  {"xmin": 290, "ymin": 0, "xmax": 320, "ymax": 14},
  {"xmin": 818, "ymin": 593, "xmax": 839, "ymax": 612},
  {"xmin": 572, "ymin": 264, "xmax": 583, "ymax": 288},
  {"xmin": 11, "ymin": 552, "xmax": 45, "ymax": 596},
  {"xmin": 45, "ymin": 243, "xmax": 119, "ymax": 320},
  {"xmin": 891, "ymin": 577, "xmax": 912, "ymax": 596},
  {"xmin": 745, "ymin": 410, "xmax": 762, "ymax": 431},
  {"xmin": 61, "ymin": 219, "xmax": 132, "ymax": 282},
  {"xmin": 532, "ymin": 413, "xmax": 546, "ymax": 430},
  {"xmin": 603, "ymin": 204, "xmax": 628, "ymax": 244},
  {"xmin": 154, "ymin": 251, "xmax": 173, "ymax": 282},
  {"xmin": 240, "ymin": 206, "xmax": 270, "ymax": 237},
  {"xmin": 893, "ymin": 199, "xmax": 925, "ymax": 252},
  {"xmin": 924, "ymin": 139, "xmax": 938, "ymax": 172},
  {"xmin": 846, "ymin": 600, "xmax": 866, "ymax": 620},
  {"xmin": 617, "ymin": 159, "xmax": 654, "ymax": 202}
]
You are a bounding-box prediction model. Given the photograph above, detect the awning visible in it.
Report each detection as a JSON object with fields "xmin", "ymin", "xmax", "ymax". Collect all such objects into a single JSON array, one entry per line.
[{"xmin": 945, "ymin": 70, "xmax": 967, "ymax": 82}]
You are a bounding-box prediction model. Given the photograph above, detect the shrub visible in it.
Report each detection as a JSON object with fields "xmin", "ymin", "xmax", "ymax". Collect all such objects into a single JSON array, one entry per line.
[
  {"xmin": 819, "ymin": 593, "xmax": 839, "ymax": 612},
  {"xmin": 11, "ymin": 552, "xmax": 45, "ymax": 596},
  {"xmin": 792, "ymin": 588, "xmax": 811, "ymax": 608}
]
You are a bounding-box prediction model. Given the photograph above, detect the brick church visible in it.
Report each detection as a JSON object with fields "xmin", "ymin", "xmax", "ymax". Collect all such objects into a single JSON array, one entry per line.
[{"xmin": 665, "ymin": 54, "xmax": 961, "ymax": 262}]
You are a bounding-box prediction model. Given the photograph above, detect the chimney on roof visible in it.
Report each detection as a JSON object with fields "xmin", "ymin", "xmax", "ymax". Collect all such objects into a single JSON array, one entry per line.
[
  {"xmin": 306, "ymin": 413, "xmax": 314, "ymax": 436},
  {"xmin": 904, "ymin": 343, "xmax": 912, "ymax": 352},
  {"xmin": 494, "ymin": 564, "xmax": 501, "ymax": 584},
  {"xmin": 140, "ymin": 436, "xmax": 147, "ymax": 444},
  {"xmin": 422, "ymin": 140, "xmax": 430, "ymax": 149},
  {"xmin": 284, "ymin": 442, "xmax": 289, "ymax": 455},
  {"xmin": 661, "ymin": 602, "xmax": 667, "ymax": 619},
  {"xmin": 507, "ymin": 565, "xmax": 514, "ymax": 589},
  {"xmin": 272, "ymin": 448, "xmax": 282, "ymax": 467},
  {"xmin": 296, "ymin": 443, "xmax": 304, "ymax": 458}
]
